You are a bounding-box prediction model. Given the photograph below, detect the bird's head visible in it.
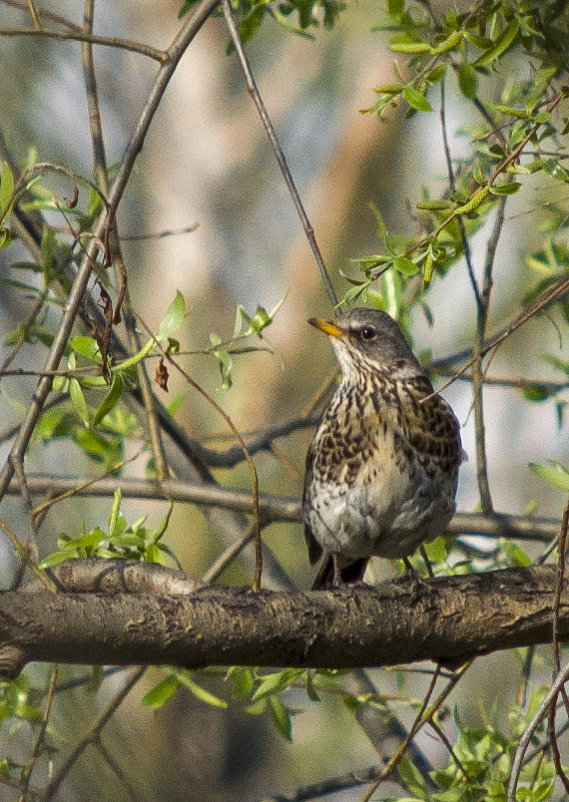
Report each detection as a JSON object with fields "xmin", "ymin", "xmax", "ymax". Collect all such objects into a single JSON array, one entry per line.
[{"xmin": 308, "ymin": 307, "xmax": 423, "ymax": 383}]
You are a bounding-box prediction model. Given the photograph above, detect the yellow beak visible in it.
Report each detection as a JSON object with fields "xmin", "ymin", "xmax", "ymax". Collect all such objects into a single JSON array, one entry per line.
[{"xmin": 308, "ymin": 318, "xmax": 346, "ymax": 338}]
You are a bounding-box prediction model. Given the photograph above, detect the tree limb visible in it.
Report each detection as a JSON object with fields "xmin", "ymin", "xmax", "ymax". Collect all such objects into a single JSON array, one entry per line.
[
  {"xmin": 4, "ymin": 475, "xmax": 562, "ymax": 540},
  {"xmin": 0, "ymin": 564, "xmax": 566, "ymax": 679}
]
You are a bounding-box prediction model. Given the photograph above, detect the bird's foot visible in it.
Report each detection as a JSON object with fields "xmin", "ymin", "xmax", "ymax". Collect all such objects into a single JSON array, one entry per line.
[{"xmin": 398, "ymin": 557, "xmax": 429, "ymax": 602}]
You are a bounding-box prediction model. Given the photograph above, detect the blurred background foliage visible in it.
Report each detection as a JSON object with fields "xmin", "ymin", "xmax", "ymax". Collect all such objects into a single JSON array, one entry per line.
[{"xmin": 2, "ymin": 0, "xmax": 569, "ymax": 799}]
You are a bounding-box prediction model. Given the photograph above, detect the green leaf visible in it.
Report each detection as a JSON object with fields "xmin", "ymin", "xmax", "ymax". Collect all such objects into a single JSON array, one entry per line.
[
  {"xmin": 403, "ymin": 87, "xmax": 433, "ymax": 112},
  {"xmin": 156, "ymin": 291, "xmax": 186, "ymax": 342},
  {"xmin": 529, "ymin": 460, "xmax": 569, "ymax": 493},
  {"xmin": 252, "ymin": 669, "xmax": 304, "ymax": 701},
  {"xmin": 0, "ymin": 162, "xmax": 14, "ymax": 219},
  {"xmin": 473, "ymin": 20, "xmax": 519, "ymax": 68},
  {"xmin": 141, "ymin": 674, "xmax": 179, "ymax": 710},
  {"xmin": 175, "ymin": 672, "xmax": 227, "ymax": 709},
  {"xmin": 142, "ymin": 543, "xmax": 161, "ymax": 564},
  {"xmin": 457, "ymin": 63, "xmax": 478, "ymax": 98},
  {"xmin": 387, "ymin": 0, "xmax": 403, "ymax": 15},
  {"xmin": 226, "ymin": 666, "xmax": 254, "ymax": 699},
  {"xmin": 520, "ymin": 385, "xmax": 557, "ymax": 403},
  {"xmin": 369, "ymin": 203, "xmax": 395, "ymax": 254},
  {"xmin": 392, "ymin": 256, "xmax": 419, "ymax": 275},
  {"xmin": 498, "ymin": 538, "xmax": 532, "ymax": 568},
  {"xmin": 245, "ymin": 698, "xmax": 267, "ymax": 715},
  {"xmin": 390, "ymin": 41, "xmax": 431, "ymax": 54},
  {"xmin": 69, "ymin": 377, "xmax": 90, "ymax": 427},
  {"xmin": 210, "ymin": 334, "xmax": 233, "ymax": 390},
  {"xmin": 153, "ymin": 500, "xmax": 174, "ymax": 543},
  {"xmin": 305, "ymin": 671, "xmax": 320, "ymax": 702},
  {"xmin": 88, "ymin": 666, "xmax": 105, "ymax": 693},
  {"xmin": 268, "ymin": 695, "xmax": 293, "ymax": 742},
  {"xmin": 431, "ymin": 30, "xmax": 462, "ymax": 56},
  {"xmin": 38, "ymin": 551, "xmax": 74, "ymax": 569},
  {"xmin": 425, "ymin": 64, "xmax": 446, "ymax": 83},
  {"xmin": 93, "ymin": 372, "xmax": 124, "ymax": 427},
  {"xmin": 71, "ymin": 336, "xmax": 103, "ymax": 363},
  {"xmin": 424, "ymin": 536, "xmax": 447, "ymax": 564},
  {"xmin": 75, "ymin": 428, "xmax": 122, "ymax": 465},
  {"xmin": 488, "ymin": 182, "xmax": 521, "ymax": 196},
  {"xmin": 166, "ymin": 392, "xmax": 185, "ymax": 417},
  {"xmin": 398, "ymin": 756, "xmax": 429, "ymax": 797},
  {"xmin": 108, "ymin": 489, "xmax": 123, "ymax": 538}
]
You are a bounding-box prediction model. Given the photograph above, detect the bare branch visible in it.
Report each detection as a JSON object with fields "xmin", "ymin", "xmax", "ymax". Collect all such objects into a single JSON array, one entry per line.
[
  {"xmin": 0, "ymin": 26, "xmax": 167, "ymax": 61},
  {"xmin": 3, "ymin": 474, "xmax": 562, "ymax": 542},
  {"xmin": 221, "ymin": 0, "xmax": 337, "ymax": 307}
]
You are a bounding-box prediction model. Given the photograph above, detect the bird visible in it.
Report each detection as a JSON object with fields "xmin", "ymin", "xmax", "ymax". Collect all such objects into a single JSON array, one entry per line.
[{"xmin": 302, "ymin": 307, "xmax": 462, "ymax": 589}]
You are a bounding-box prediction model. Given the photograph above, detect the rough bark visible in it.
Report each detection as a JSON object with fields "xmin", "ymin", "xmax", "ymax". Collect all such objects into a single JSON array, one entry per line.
[{"xmin": 0, "ymin": 561, "xmax": 566, "ymax": 679}]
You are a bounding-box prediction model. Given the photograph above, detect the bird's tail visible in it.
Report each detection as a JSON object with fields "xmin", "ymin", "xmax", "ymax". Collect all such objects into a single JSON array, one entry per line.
[{"xmin": 311, "ymin": 555, "xmax": 368, "ymax": 590}]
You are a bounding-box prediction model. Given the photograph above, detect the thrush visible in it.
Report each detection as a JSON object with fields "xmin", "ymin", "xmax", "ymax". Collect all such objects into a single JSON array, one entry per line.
[{"xmin": 302, "ymin": 307, "xmax": 462, "ymax": 589}]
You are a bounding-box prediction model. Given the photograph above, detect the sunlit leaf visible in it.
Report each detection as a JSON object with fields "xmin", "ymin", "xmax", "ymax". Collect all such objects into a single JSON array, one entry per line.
[
  {"xmin": 69, "ymin": 378, "xmax": 90, "ymax": 427},
  {"xmin": 529, "ymin": 460, "xmax": 569, "ymax": 492},
  {"xmin": 175, "ymin": 672, "xmax": 228, "ymax": 709},
  {"xmin": 403, "ymin": 87, "xmax": 432, "ymax": 112},
  {"xmin": 93, "ymin": 372, "xmax": 124, "ymax": 427},
  {"xmin": 141, "ymin": 675, "xmax": 179, "ymax": 710},
  {"xmin": 156, "ymin": 291, "xmax": 186, "ymax": 342}
]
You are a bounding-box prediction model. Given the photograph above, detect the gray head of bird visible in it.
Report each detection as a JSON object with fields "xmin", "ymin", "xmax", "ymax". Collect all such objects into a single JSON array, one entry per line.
[{"xmin": 308, "ymin": 307, "xmax": 424, "ymax": 384}]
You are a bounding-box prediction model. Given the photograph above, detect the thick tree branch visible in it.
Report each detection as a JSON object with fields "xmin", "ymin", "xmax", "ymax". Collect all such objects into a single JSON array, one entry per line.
[{"xmin": 0, "ymin": 564, "xmax": 566, "ymax": 679}]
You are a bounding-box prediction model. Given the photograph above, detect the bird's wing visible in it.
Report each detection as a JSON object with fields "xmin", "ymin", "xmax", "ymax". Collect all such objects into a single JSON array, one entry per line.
[
  {"xmin": 398, "ymin": 376, "xmax": 462, "ymax": 471},
  {"xmin": 302, "ymin": 440, "xmax": 324, "ymax": 565}
]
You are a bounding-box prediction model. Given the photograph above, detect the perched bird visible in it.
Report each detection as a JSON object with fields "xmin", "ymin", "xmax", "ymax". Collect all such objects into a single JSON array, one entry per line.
[{"xmin": 302, "ymin": 307, "xmax": 462, "ymax": 589}]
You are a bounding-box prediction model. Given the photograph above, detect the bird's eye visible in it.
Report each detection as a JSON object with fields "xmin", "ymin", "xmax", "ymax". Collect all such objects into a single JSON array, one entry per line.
[{"xmin": 360, "ymin": 326, "xmax": 377, "ymax": 341}]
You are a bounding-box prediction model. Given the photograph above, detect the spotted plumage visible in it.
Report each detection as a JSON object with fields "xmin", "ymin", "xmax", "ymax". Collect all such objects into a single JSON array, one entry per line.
[{"xmin": 302, "ymin": 308, "xmax": 462, "ymax": 588}]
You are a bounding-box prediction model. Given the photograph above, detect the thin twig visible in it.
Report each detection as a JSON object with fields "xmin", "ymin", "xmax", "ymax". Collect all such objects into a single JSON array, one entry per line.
[
  {"xmin": 358, "ymin": 664, "xmax": 449, "ymax": 802},
  {"xmin": 508, "ymin": 658, "xmax": 569, "ymax": 801},
  {"xmin": 440, "ymin": 77, "xmax": 480, "ymax": 308},
  {"xmin": 425, "ymin": 275, "xmax": 569, "ymax": 399},
  {"xmin": 81, "ymin": 1, "xmax": 168, "ymax": 479},
  {"xmin": 120, "ymin": 223, "xmax": 199, "ymax": 241},
  {"xmin": 221, "ymin": 0, "xmax": 337, "ymax": 307},
  {"xmin": 0, "ymin": 26, "xmax": 167, "ymax": 61},
  {"xmin": 548, "ymin": 496, "xmax": 569, "ymax": 795},
  {"xmin": 18, "ymin": 665, "xmax": 58, "ymax": 801},
  {"xmin": 201, "ymin": 521, "xmax": 257, "ymax": 583},
  {"xmin": 44, "ymin": 667, "xmax": 146, "ymax": 800},
  {"xmin": 94, "ymin": 738, "xmax": 141, "ymax": 802},
  {"xmin": 136, "ymin": 314, "xmax": 264, "ymax": 590},
  {"xmin": 471, "ymin": 198, "xmax": 506, "ymax": 513}
]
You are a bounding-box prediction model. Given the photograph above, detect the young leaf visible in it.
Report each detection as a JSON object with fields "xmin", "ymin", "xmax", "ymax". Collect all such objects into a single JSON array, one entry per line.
[
  {"xmin": 93, "ymin": 372, "xmax": 124, "ymax": 427},
  {"xmin": 175, "ymin": 672, "xmax": 228, "ymax": 709},
  {"xmin": 141, "ymin": 674, "xmax": 179, "ymax": 710},
  {"xmin": 268, "ymin": 695, "xmax": 293, "ymax": 742},
  {"xmin": 252, "ymin": 669, "xmax": 304, "ymax": 701},
  {"xmin": 403, "ymin": 88, "xmax": 432, "ymax": 112},
  {"xmin": 0, "ymin": 162, "xmax": 15, "ymax": 220},
  {"xmin": 156, "ymin": 291, "xmax": 186, "ymax": 342},
  {"xmin": 392, "ymin": 256, "xmax": 419, "ymax": 275},
  {"xmin": 529, "ymin": 461, "xmax": 569, "ymax": 493},
  {"xmin": 108, "ymin": 489, "xmax": 123, "ymax": 538},
  {"xmin": 69, "ymin": 378, "xmax": 90, "ymax": 427},
  {"xmin": 473, "ymin": 20, "xmax": 519, "ymax": 68},
  {"xmin": 71, "ymin": 336, "xmax": 103, "ymax": 363}
]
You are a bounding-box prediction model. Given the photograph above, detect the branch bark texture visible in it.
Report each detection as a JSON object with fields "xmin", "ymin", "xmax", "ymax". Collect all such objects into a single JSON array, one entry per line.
[{"xmin": 0, "ymin": 563, "xmax": 565, "ymax": 679}]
